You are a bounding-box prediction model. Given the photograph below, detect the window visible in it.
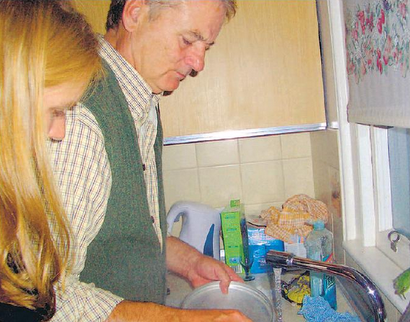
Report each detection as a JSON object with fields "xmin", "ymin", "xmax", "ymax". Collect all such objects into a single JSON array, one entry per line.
[
  {"xmin": 389, "ymin": 128, "xmax": 410, "ymax": 239},
  {"xmin": 342, "ymin": 123, "xmax": 410, "ymax": 313}
]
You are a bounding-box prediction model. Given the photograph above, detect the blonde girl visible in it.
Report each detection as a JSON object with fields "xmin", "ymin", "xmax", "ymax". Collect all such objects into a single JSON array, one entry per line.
[{"xmin": 0, "ymin": 0, "xmax": 101, "ymax": 320}]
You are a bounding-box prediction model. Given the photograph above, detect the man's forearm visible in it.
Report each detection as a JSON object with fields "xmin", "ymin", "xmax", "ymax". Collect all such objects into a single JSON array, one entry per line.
[
  {"xmin": 105, "ymin": 301, "xmax": 179, "ymax": 322},
  {"xmin": 166, "ymin": 236, "xmax": 202, "ymax": 278},
  {"xmin": 105, "ymin": 300, "xmax": 251, "ymax": 322}
]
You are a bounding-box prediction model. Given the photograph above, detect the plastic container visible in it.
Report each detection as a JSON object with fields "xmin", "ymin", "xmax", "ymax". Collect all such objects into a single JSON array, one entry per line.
[{"xmin": 304, "ymin": 220, "xmax": 337, "ymax": 309}]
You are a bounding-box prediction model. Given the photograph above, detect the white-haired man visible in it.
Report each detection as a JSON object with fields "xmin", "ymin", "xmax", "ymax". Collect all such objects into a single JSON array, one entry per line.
[{"xmin": 49, "ymin": 0, "xmax": 251, "ymax": 321}]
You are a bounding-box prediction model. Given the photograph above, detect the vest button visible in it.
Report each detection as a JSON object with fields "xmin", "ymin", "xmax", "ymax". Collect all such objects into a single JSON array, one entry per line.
[
  {"xmin": 151, "ymin": 216, "xmax": 155, "ymax": 223},
  {"xmin": 143, "ymin": 164, "xmax": 146, "ymax": 171}
]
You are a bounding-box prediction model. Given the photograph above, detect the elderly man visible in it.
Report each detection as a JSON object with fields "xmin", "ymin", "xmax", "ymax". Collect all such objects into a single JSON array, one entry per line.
[{"xmin": 49, "ymin": 0, "xmax": 251, "ymax": 321}]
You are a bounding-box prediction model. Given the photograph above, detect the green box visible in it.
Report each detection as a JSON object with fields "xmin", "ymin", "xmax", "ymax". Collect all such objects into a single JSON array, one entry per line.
[{"xmin": 220, "ymin": 199, "xmax": 244, "ymax": 274}]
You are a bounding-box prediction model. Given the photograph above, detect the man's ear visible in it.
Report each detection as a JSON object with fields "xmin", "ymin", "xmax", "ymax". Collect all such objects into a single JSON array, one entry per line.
[{"xmin": 121, "ymin": 0, "xmax": 146, "ymax": 32}]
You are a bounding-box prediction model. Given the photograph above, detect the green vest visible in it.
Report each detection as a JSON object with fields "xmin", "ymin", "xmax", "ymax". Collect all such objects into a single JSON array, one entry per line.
[{"xmin": 80, "ymin": 60, "xmax": 167, "ymax": 304}]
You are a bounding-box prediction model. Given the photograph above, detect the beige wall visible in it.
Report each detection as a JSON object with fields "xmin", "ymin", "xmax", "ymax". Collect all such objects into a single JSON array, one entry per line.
[{"xmin": 163, "ymin": 133, "xmax": 315, "ymax": 235}]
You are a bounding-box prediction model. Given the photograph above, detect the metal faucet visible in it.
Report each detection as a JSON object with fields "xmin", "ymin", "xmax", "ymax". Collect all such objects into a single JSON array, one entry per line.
[{"xmin": 266, "ymin": 250, "xmax": 386, "ymax": 322}]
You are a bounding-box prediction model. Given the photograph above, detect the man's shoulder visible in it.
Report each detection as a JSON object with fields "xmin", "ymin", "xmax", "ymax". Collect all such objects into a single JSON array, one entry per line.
[{"xmin": 82, "ymin": 64, "xmax": 125, "ymax": 111}]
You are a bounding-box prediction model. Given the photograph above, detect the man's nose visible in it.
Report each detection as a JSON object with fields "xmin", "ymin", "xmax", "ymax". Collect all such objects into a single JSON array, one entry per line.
[{"xmin": 186, "ymin": 47, "xmax": 206, "ymax": 73}]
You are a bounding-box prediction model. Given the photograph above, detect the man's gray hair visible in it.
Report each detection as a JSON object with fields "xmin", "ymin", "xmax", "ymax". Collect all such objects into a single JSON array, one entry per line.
[{"xmin": 105, "ymin": 0, "xmax": 237, "ymax": 31}]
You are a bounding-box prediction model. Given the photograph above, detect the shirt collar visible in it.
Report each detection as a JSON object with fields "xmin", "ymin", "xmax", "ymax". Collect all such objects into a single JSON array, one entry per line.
[{"xmin": 97, "ymin": 34, "xmax": 161, "ymax": 119}]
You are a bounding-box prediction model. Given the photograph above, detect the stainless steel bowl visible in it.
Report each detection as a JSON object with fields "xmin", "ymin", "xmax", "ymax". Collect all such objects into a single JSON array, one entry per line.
[{"xmin": 181, "ymin": 281, "xmax": 275, "ymax": 322}]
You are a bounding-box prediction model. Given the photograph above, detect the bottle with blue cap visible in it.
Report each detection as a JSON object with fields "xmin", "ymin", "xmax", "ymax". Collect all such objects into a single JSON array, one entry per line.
[{"xmin": 304, "ymin": 220, "xmax": 337, "ymax": 309}]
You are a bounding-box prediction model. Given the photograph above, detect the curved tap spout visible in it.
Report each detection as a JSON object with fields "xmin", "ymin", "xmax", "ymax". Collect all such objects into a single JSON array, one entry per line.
[{"xmin": 266, "ymin": 250, "xmax": 386, "ymax": 322}]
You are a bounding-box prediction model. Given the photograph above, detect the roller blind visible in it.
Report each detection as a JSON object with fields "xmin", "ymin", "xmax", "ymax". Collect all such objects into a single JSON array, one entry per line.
[{"xmin": 344, "ymin": 0, "xmax": 410, "ymax": 128}]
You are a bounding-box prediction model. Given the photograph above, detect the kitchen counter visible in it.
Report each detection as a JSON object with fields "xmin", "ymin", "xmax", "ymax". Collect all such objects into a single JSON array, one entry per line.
[{"xmin": 166, "ymin": 271, "xmax": 358, "ymax": 321}]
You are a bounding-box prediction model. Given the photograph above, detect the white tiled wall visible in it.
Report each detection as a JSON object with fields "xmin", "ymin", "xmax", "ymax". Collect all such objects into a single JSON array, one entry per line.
[{"xmin": 163, "ymin": 132, "xmax": 315, "ymax": 217}]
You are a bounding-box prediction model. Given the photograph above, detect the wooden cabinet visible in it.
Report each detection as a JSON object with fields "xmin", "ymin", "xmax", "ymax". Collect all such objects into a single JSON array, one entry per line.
[
  {"xmin": 161, "ymin": 0, "xmax": 325, "ymax": 139},
  {"xmin": 73, "ymin": 0, "xmax": 110, "ymax": 34},
  {"xmin": 73, "ymin": 0, "xmax": 325, "ymax": 140}
]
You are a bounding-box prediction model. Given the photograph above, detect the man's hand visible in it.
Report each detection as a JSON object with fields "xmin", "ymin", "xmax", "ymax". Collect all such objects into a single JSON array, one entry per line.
[
  {"xmin": 106, "ymin": 238, "xmax": 251, "ymax": 322},
  {"xmin": 166, "ymin": 236, "xmax": 243, "ymax": 293},
  {"xmin": 186, "ymin": 252, "xmax": 243, "ymax": 294}
]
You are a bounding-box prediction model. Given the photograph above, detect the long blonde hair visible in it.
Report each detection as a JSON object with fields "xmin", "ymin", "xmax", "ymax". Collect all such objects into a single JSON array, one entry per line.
[{"xmin": 0, "ymin": 0, "xmax": 101, "ymax": 312}]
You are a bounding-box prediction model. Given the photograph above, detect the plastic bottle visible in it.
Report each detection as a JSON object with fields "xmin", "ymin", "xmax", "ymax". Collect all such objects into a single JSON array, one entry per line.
[{"xmin": 304, "ymin": 220, "xmax": 337, "ymax": 309}]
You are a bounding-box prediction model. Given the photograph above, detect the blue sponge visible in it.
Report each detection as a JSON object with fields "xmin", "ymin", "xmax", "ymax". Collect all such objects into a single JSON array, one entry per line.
[{"xmin": 298, "ymin": 296, "xmax": 361, "ymax": 322}]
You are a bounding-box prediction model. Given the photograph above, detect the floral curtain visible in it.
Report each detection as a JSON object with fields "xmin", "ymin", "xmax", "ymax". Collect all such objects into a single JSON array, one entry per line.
[{"xmin": 344, "ymin": 0, "xmax": 410, "ymax": 127}]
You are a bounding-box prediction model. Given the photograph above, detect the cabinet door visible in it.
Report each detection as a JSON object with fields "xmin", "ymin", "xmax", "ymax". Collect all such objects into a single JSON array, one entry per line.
[
  {"xmin": 72, "ymin": 0, "xmax": 325, "ymax": 140},
  {"xmin": 72, "ymin": 0, "xmax": 110, "ymax": 35},
  {"xmin": 160, "ymin": 0, "xmax": 325, "ymax": 139}
]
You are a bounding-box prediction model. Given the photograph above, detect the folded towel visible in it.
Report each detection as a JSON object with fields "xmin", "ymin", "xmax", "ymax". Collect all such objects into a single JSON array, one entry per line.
[
  {"xmin": 261, "ymin": 194, "xmax": 330, "ymax": 243},
  {"xmin": 298, "ymin": 296, "xmax": 361, "ymax": 322}
]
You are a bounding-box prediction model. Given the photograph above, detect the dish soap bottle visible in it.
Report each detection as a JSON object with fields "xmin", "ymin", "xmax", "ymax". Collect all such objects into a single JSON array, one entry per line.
[{"xmin": 304, "ymin": 220, "xmax": 337, "ymax": 309}]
